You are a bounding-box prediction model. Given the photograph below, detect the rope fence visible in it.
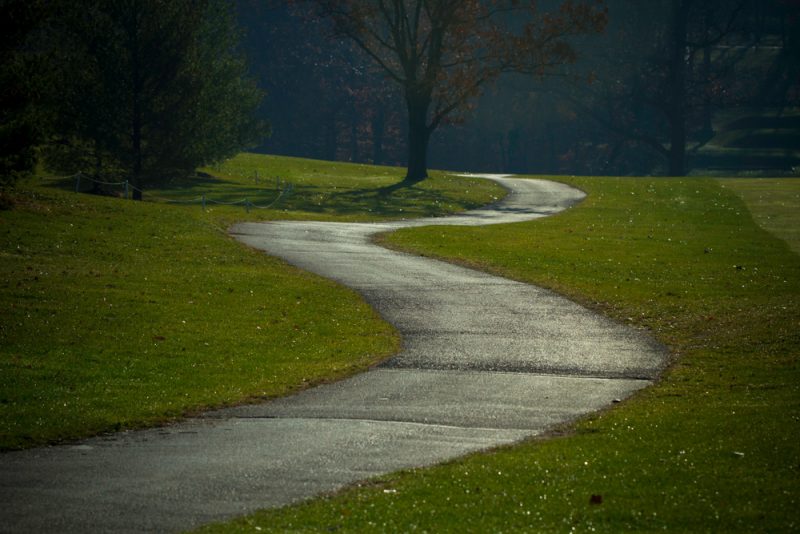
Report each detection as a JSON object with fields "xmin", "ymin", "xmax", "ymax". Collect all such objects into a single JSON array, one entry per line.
[{"xmin": 72, "ymin": 172, "xmax": 293, "ymax": 212}]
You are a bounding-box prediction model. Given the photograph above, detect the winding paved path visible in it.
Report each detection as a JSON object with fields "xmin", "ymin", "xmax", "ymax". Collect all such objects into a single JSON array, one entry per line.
[{"xmin": 0, "ymin": 176, "xmax": 665, "ymax": 533}]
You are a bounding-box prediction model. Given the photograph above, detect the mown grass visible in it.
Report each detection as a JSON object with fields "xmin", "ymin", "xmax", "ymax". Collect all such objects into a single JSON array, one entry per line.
[
  {"xmin": 203, "ymin": 177, "xmax": 800, "ymax": 532},
  {"xmin": 720, "ymin": 178, "xmax": 800, "ymax": 254},
  {"xmin": 156, "ymin": 153, "xmax": 504, "ymax": 224},
  {"xmin": 0, "ymin": 154, "xmax": 504, "ymax": 450}
]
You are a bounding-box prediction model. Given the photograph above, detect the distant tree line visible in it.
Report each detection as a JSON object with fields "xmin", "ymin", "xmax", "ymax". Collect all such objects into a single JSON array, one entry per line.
[
  {"xmin": 1, "ymin": 0, "xmax": 267, "ymax": 195},
  {"xmin": 241, "ymin": 0, "xmax": 799, "ymax": 177},
  {"xmin": 4, "ymin": 0, "xmax": 797, "ymax": 189}
]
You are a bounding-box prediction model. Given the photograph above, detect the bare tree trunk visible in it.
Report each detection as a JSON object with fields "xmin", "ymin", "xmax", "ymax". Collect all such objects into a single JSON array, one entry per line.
[
  {"xmin": 547, "ymin": 125, "xmax": 557, "ymax": 174},
  {"xmin": 129, "ymin": 0, "xmax": 144, "ymax": 200},
  {"xmin": 701, "ymin": 42, "xmax": 714, "ymax": 138},
  {"xmin": 324, "ymin": 111, "xmax": 337, "ymax": 161},
  {"xmin": 371, "ymin": 106, "xmax": 385, "ymax": 165},
  {"xmin": 667, "ymin": 0, "xmax": 689, "ymax": 176},
  {"xmin": 668, "ymin": 115, "xmax": 687, "ymax": 176},
  {"xmin": 349, "ymin": 105, "xmax": 359, "ymax": 162},
  {"xmin": 132, "ymin": 96, "xmax": 143, "ymax": 199},
  {"xmin": 404, "ymin": 95, "xmax": 431, "ymax": 184}
]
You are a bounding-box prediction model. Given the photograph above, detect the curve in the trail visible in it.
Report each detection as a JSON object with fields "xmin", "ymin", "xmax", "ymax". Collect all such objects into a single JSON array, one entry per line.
[{"xmin": 0, "ymin": 176, "xmax": 666, "ymax": 533}]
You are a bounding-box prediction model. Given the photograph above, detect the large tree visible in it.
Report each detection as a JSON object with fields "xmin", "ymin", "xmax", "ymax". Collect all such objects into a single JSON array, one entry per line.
[
  {"xmin": 0, "ymin": 0, "xmax": 48, "ymax": 189},
  {"xmin": 45, "ymin": 0, "xmax": 267, "ymax": 198},
  {"xmin": 309, "ymin": 0, "xmax": 607, "ymax": 185}
]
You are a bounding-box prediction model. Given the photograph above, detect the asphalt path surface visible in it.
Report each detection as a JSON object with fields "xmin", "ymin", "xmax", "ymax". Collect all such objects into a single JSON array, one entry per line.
[{"xmin": 0, "ymin": 176, "xmax": 666, "ymax": 532}]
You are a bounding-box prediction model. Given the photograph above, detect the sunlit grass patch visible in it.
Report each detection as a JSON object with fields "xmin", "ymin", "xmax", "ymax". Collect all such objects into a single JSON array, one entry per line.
[
  {"xmin": 159, "ymin": 153, "xmax": 505, "ymax": 223},
  {"xmin": 720, "ymin": 178, "xmax": 800, "ymax": 254}
]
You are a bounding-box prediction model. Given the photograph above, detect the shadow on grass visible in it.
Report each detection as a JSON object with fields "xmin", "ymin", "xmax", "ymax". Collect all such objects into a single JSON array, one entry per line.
[
  {"xmin": 303, "ymin": 182, "xmax": 477, "ymax": 218},
  {"xmin": 41, "ymin": 170, "xmax": 486, "ymax": 219},
  {"xmin": 43, "ymin": 171, "xmax": 227, "ymax": 194}
]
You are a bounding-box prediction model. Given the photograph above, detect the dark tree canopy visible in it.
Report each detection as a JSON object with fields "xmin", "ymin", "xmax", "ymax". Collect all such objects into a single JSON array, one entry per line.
[
  {"xmin": 0, "ymin": 0, "xmax": 48, "ymax": 188},
  {"xmin": 5, "ymin": 0, "xmax": 794, "ymax": 187},
  {"xmin": 42, "ymin": 0, "xmax": 268, "ymax": 197},
  {"xmin": 309, "ymin": 0, "xmax": 608, "ymax": 184},
  {"xmin": 238, "ymin": 2, "xmax": 406, "ymax": 165},
  {"xmin": 528, "ymin": 0, "xmax": 800, "ymax": 176},
  {"xmin": 232, "ymin": 0, "xmax": 797, "ymax": 178}
]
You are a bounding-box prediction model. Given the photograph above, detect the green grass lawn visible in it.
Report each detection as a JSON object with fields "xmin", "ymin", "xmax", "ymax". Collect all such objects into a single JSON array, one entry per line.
[
  {"xmin": 156, "ymin": 153, "xmax": 503, "ymax": 224},
  {"xmin": 720, "ymin": 178, "xmax": 800, "ymax": 254},
  {"xmin": 202, "ymin": 176, "xmax": 800, "ymax": 532},
  {"xmin": 0, "ymin": 154, "xmax": 504, "ymax": 450}
]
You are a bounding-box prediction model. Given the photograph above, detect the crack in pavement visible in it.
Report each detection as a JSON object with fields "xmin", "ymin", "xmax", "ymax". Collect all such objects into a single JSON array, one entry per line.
[{"xmin": 0, "ymin": 176, "xmax": 667, "ymax": 533}]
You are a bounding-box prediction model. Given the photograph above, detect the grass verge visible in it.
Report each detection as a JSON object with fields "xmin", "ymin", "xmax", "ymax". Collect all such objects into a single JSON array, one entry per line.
[
  {"xmin": 202, "ymin": 177, "xmax": 800, "ymax": 532},
  {"xmin": 0, "ymin": 154, "xmax": 504, "ymax": 450}
]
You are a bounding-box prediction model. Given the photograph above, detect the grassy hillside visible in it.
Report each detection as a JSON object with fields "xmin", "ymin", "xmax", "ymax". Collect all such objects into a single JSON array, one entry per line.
[
  {"xmin": 0, "ymin": 154, "xmax": 505, "ymax": 449},
  {"xmin": 206, "ymin": 176, "xmax": 800, "ymax": 532},
  {"xmin": 153, "ymin": 153, "xmax": 503, "ymax": 223}
]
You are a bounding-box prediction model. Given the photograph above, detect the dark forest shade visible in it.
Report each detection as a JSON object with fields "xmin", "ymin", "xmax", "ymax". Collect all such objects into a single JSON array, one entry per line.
[
  {"xmin": 239, "ymin": 0, "xmax": 799, "ymax": 178},
  {"xmin": 308, "ymin": 0, "xmax": 608, "ymax": 185},
  {"xmin": 4, "ymin": 0, "xmax": 796, "ymax": 186},
  {"xmin": 0, "ymin": 0, "xmax": 48, "ymax": 188},
  {"xmin": 3, "ymin": 0, "xmax": 267, "ymax": 194}
]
